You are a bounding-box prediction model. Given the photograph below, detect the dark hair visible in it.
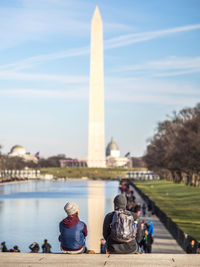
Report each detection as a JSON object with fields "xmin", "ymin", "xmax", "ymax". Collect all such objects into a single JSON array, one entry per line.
[{"xmin": 71, "ymin": 211, "xmax": 79, "ymax": 217}]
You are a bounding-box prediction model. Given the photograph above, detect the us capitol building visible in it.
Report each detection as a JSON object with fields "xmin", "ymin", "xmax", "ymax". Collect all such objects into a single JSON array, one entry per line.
[
  {"xmin": 60, "ymin": 138, "xmax": 132, "ymax": 168},
  {"xmin": 105, "ymin": 138, "xmax": 132, "ymax": 168}
]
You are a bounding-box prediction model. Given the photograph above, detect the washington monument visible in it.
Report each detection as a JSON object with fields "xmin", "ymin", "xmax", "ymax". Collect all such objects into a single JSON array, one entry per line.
[{"xmin": 88, "ymin": 7, "xmax": 106, "ymax": 168}]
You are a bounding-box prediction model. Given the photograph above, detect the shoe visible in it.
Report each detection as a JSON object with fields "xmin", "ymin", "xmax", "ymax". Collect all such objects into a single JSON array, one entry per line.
[{"xmin": 87, "ymin": 250, "xmax": 95, "ymax": 254}]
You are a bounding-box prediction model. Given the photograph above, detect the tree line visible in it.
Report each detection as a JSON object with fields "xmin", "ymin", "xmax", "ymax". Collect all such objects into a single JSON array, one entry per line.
[
  {"xmin": 0, "ymin": 151, "xmax": 66, "ymax": 170},
  {"xmin": 144, "ymin": 103, "xmax": 200, "ymax": 186}
]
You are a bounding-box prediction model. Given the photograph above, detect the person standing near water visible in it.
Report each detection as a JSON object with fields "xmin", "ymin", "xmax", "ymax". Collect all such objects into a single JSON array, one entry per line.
[{"xmin": 59, "ymin": 202, "xmax": 88, "ymax": 254}]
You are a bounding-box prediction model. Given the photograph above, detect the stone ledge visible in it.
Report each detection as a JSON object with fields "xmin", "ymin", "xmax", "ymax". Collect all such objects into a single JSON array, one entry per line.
[{"xmin": 0, "ymin": 253, "xmax": 200, "ymax": 267}]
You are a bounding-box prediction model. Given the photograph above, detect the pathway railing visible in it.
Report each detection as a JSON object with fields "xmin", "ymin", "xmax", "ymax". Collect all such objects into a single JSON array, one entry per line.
[{"xmin": 126, "ymin": 171, "xmax": 160, "ymax": 180}]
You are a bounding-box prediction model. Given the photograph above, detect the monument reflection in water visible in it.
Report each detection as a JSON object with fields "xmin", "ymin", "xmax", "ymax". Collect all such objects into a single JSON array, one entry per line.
[
  {"xmin": 0, "ymin": 180, "xmax": 118, "ymax": 252},
  {"xmin": 88, "ymin": 181, "xmax": 105, "ymax": 252}
]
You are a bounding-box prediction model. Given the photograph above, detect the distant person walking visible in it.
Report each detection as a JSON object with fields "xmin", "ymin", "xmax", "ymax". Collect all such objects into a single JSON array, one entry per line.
[
  {"xmin": 147, "ymin": 221, "xmax": 154, "ymax": 236},
  {"xmin": 147, "ymin": 220, "xmax": 154, "ymax": 247},
  {"xmin": 148, "ymin": 202, "xmax": 152, "ymax": 217},
  {"xmin": 142, "ymin": 203, "xmax": 146, "ymax": 216},
  {"xmin": 42, "ymin": 239, "xmax": 52, "ymax": 253},
  {"xmin": 59, "ymin": 202, "xmax": 88, "ymax": 254}
]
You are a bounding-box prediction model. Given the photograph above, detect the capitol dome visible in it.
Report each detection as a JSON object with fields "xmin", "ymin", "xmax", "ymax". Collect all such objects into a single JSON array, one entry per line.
[
  {"xmin": 106, "ymin": 138, "xmax": 120, "ymax": 157},
  {"xmin": 9, "ymin": 145, "xmax": 26, "ymax": 156}
]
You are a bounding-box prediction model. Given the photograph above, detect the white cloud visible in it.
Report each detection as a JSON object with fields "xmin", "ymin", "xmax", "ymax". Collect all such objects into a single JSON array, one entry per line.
[
  {"xmin": 1, "ymin": 24, "xmax": 200, "ymax": 73},
  {"xmin": 104, "ymin": 24, "xmax": 200, "ymax": 49},
  {"xmin": 0, "ymin": 47, "xmax": 90, "ymax": 74},
  {"xmin": 0, "ymin": 1, "xmax": 91, "ymax": 51},
  {"xmin": 0, "ymin": 71, "xmax": 88, "ymax": 84},
  {"xmin": 106, "ymin": 91, "xmax": 199, "ymax": 106},
  {"xmin": 105, "ymin": 76, "xmax": 200, "ymax": 106},
  {"xmin": 0, "ymin": 0, "xmax": 131, "ymax": 51},
  {"xmin": 0, "ymin": 88, "xmax": 88, "ymax": 100},
  {"xmin": 113, "ymin": 56, "xmax": 200, "ymax": 77},
  {"xmin": 153, "ymin": 68, "xmax": 200, "ymax": 77},
  {"xmin": 105, "ymin": 76, "xmax": 200, "ymax": 95},
  {"xmin": 0, "ymin": 76, "xmax": 199, "ymax": 106}
]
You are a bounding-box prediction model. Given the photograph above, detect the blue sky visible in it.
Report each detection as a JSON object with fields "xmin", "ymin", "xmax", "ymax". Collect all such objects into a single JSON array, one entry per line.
[{"xmin": 0, "ymin": 0, "xmax": 200, "ymax": 158}]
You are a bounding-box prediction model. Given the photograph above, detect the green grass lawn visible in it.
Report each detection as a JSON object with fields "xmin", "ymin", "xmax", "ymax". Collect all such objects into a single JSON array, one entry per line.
[
  {"xmin": 41, "ymin": 167, "xmax": 146, "ymax": 180},
  {"xmin": 134, "ymin": 180, "xmax": 200, "ymax": 241}
]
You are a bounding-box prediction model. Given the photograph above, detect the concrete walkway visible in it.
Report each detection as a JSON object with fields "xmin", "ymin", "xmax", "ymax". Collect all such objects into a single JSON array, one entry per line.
[
  {"xmin": 0, "ymin": 253, "xmax": 199, "ymax": 267},
  {"xmin": 132, "ymin": 186, "xmax": 185, "ymax": 254}
]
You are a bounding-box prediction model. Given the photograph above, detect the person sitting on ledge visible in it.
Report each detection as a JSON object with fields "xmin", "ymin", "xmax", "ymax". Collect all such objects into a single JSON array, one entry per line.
[
  {"xmin": 42, "ymin": 239, "xmax": 52, "ymax": 253},
  {"xmin": 1, "ymin": 241, "xmax": 9, "ymax": 252},
  {"xmin": 186, "ymin": 240, "xmax": 197, "ymax": 254},
  {"xmin": 29, "ymin": 242, "xmax": 40, "ymax": 253},
  {"xmin": 10, "ymin": 245, "xmax": 20, "ymax": 252},
  {"xmin": 100, "ymin": 238, "xmax": 106, "ymax": 254},
  {"xmin": 59, "ymin": 202, "xmax": 88, "ymax": 254},
  {"xmin": 103, "ymin": 194, "xmax": 142, "ymax": 254}
]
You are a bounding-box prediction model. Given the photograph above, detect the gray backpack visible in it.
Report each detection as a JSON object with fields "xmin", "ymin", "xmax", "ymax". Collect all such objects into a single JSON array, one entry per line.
[{"xmin": 110, "ymin": 209, "xmax": 138, "ymax": 242}]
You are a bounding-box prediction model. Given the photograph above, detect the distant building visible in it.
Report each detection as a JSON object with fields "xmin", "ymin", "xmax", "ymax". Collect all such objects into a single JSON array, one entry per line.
[
  {"xmin": 106, "ymin": 138, "xmax": 132, "ymax": 168},
  {"xmin": 60, "ymin": 158, "xmax": 87, "ymax": 168},
  {"xmin": 8, "ymin": 145, "xmax": 38, "ymax": 163},
  {"xmin": 106, "ymin": 137, "xmax": 120, "ymax": 158}
]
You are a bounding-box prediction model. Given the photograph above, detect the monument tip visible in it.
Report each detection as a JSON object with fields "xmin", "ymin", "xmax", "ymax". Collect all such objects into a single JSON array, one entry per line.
[{"xmin": 93, "ymin": 5, "xmax": 101, "ymax": 18}]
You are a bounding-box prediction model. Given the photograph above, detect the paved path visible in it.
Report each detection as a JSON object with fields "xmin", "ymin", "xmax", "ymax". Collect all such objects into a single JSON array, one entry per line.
[
  {"xmin": 0, "ymin": 253, "xmax": 199, "ymax": 267},
  {"xmin": 131, "ymin": 186, "xmax": 185, "ymax": 254}
]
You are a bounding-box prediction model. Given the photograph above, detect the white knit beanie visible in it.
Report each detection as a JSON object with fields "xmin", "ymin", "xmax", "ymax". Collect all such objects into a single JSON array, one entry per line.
[{"xmin": 64, "ymin": 202, "xmax": 79, "ymax": 216}]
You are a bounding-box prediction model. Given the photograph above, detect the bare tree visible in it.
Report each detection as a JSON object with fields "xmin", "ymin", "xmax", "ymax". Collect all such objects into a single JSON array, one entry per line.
[{"xmin": 144, "ymin": 103, "xmax": 200, "ymax": 186}]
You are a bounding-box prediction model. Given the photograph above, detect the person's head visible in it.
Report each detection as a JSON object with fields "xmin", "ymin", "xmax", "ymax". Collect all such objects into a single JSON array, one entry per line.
[
  {"xmin": 113, "ymin": 194, "xmax": 127, "ymax": 210},
  {"xmin": 145, "ymin": 229, "xmax": 148, "ymax": 235},
  {"xmin": 64, "ymin": 202, "xmax": 79, "ymax": 217},
  {"xmin": 191, "ymin": 240, "xmax": 195, "ymax": 246},
  {"xmin": 44, "ymin": 239, "xmax": 48, "ymax": 244},
  {"xmin": 13, "ymin": 246, "xmax": 18, "ymax": 250}
]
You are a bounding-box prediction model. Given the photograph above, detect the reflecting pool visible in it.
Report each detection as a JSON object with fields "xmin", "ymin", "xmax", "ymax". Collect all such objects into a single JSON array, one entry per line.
[{"xmin": 0, "ymin": 180, "xmax": 118, "ymax": 252}]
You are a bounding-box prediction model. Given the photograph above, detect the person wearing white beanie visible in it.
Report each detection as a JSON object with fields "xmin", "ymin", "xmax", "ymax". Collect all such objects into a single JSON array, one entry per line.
[
  {"xmin": 59, "ymin": 201, "xmax": 88, "ymax": 254},
  {"xmin": 64, "ymin": 202, "xmax": 79, "ymax": 216}
]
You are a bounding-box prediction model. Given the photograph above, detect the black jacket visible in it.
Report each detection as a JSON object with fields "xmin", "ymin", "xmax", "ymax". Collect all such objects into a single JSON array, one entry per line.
[
  {"xmin": 140, "ymin": 234, "xmax": 152, "ymax": 247},
  {"xmin": 103, "ymin": 210, "xmax": 142, "ymax": 254},
  {"xmin": 186, "ymin": 244, "xmax": 197, "ymax": 254}
]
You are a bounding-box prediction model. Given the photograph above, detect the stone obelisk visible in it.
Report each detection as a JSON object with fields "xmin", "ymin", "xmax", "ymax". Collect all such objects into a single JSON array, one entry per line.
[{"xmin": 88, "ymin": 6, "xmax": 106, "ymax": 168}]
